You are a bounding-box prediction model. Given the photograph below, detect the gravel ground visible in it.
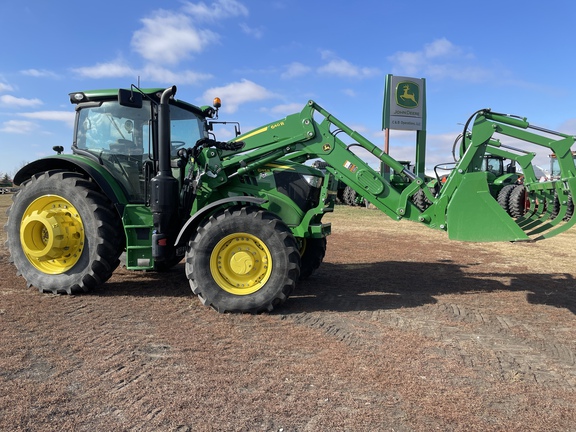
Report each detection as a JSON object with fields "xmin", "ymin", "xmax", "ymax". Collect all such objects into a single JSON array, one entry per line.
[{"xmin": 1, "ymin": 196, "xmax": 576, "ymax": 431}]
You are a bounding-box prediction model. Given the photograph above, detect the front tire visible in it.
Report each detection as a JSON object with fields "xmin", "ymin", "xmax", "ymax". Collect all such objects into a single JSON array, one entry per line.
[
  {"xmin": 185, "ymin": 206, "xmax": 300, "ymax": 313},
  {"xmin": 5, "ymin": 171, "xmax": 123, "ymax": 294}
]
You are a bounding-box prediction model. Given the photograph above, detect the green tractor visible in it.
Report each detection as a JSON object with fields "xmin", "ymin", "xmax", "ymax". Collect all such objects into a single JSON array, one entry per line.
[
  {"xmin": 453, "ymin": 132, "xmax": 526, "ymax": 217},
  {"xmin": 6, "ymin": 87, "xmax": 329, "ymax": 313},
  {"xmin": 413, "ymin": 154, "xmax": 522, "ymax": 214},
  {"xmin": 6, "ymin": 85, "xmax": 576, "ymax": 313}
]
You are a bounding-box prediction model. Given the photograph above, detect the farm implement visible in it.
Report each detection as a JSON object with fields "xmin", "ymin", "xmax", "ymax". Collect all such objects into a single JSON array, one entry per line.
[{"xmin": 5, "ymin": 84, "xmax": 576, "ymax": 312}]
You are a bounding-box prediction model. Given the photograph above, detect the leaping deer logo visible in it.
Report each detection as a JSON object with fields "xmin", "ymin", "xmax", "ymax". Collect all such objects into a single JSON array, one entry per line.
[
  {"xmin": 400, "ymin": 84, "xmax": 417, "ymax": 104},
  {"xmin": 396, "ymin": 82, "xmax": 419, "ymax": 108}
]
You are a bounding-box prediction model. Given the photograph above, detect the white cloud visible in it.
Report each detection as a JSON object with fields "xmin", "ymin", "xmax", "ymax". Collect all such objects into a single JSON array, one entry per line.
[
  {"xmin": 141, "ymin": 65, "xmax": 212, "ymax": 85},
  {"xmin": 239, "ymin": 23, "xmax": 263, "ymax": 39},
  {"xmin": 201, "ymin": 79, "xmax": 277, "ymax": 113},
  {"xmin": 0, "ymin": 120, "xmax": 37, "ymax": 134},
  {"xmin": 20, "ymin": 69, "xmax": 59, "ymax": 78},
  {"xmin": 0, "ymin": 95, "xmax": 43, "ymax": 107},
  {"xmin": 558, "ymin": 118, "xmax": 576, "ymax": 133},
  {"xmin": 281, "ymin": 62, "xmax": 311, "ymax": 79},
  {"xmin": 423, "ymin": 38, "xmax": 461, "ymax": 58},
  {"xmin": 388, "ymin": 51, "xmax": 422, "ymax": 76},
  {"xmin": 72, "ymin": 61, "xmax": 136, "ymax": 79},
  {"xmin": 72, "ymin": 61, "xmax": 211, "ymax": 86},
  {"xmin": 132, "ymin": 10, "xmax": 219, "ymax": 65},
  {"xmin": 342, "ymin": 88, "xmax": 357, "ymax": 97},
  {"xmin": 269, "ymin": 103, "xmax": 304, "ymax": 116},
  {"xmin": 388, "ymin": 38, "xmax": 493, "ymax": 82},
  {"xmin": 19, "ymin": 111, "xmax": 75, "ymax": 127},
  {"xmin": 318, "ymin": 51, "xmax": 379, "ymax": 78},
  {"xmin": 182, "ymin": 0, "xmax": 248, "ymax": 21},
  {"xmin": 0, "ymin": 82, "xmax": 14, "ymax": 92}
]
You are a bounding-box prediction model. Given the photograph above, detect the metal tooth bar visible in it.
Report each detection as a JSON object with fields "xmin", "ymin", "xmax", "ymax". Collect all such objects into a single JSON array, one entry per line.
[
  {"xmin": 506, "ymin": 177, "xmax": 576, "ymax": 239},
  {"xmin": 528, "ymin": 200, "xmax": 576, "ymax": 239},
  {"xmin": 518, "ymin": 190, "xmax": 555, "ymax": 231},
  {"xmin": 526, "ymin": 193, "xmax": 568, "ymax": 235},
  {"xmin": 516, "ymin": 192, "xmax": 576, "ymax": 240},
  {"xmin": 516, "ymin": 193, "xmax": 547, "ymax": 229}
]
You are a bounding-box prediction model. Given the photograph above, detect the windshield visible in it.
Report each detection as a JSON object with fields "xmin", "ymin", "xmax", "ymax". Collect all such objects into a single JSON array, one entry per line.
[
  {"xmin": 483, "ymin": 156, "xmax": 503, "ymax": 176},
  {"xmin": 169, "ymin": 104, "xmax": 206, "ymax": 157},
  {"xmin": 550, "ymin": 157, "xmax": 560, "ymax": 179}
]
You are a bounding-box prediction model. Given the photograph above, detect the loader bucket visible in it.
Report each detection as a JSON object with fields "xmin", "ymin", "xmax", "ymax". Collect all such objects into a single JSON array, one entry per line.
[
  {"xmin": 445, "ymin": 172, "xmax": 530, "ymax": 242},
  {"xmin": 445, "ymin": 174, "xmax": 576, "ymax": 242}
]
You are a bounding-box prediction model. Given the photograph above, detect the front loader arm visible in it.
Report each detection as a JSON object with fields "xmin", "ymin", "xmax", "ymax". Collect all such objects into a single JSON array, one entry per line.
[
  {"xmin": 199, "ymin": 102, "xmax": 576, "ymax": 243},
  {"xmin": 221, "ymin": 101, "xmax": 426, "ymax": 223}
]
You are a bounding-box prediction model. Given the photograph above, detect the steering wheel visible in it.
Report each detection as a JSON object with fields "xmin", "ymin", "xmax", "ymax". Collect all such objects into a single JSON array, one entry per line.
[{"xmin": 170, "ymin": 140, "xmax": 186, "ymax": 155}]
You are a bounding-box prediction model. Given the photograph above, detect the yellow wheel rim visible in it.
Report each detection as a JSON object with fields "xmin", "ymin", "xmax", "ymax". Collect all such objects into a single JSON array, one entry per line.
[
  {"xmin": 210, "ymin": 233, "xmax": 272, "ymax": 295},
  {"xmin": 20, "ymin": 195, "xmax": 84, "ymax": 274}
]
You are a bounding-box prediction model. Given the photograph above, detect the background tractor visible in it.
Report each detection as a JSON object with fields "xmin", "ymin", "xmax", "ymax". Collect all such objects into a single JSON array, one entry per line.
[
  {"xmin": 6, "ymin": 85, "xmax": 576, "ymax": 313},
  {"xmin": 546, "ymin": 152, "xmax": 576, "ymax": 220}
]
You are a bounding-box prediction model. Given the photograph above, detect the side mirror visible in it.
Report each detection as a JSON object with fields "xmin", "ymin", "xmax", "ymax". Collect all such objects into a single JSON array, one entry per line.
[{"xmin": 118, "ymin": 89, "xmax": 143, "ymax": 108}]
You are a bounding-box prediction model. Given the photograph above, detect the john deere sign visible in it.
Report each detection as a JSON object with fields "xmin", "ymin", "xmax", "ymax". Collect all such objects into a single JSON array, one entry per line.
[{"xmin": 382, "ymin": 75, "xmax": 426, "ymax": 131}]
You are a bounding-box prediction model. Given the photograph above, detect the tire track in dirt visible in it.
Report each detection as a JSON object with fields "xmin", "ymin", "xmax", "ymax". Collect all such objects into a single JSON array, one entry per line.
[
  {"xmin": 284, "ymin": 299, "xmax": 576, "ymax": 389},
  {"xmin": 0, "ymin": 289, "xmax": 179, "ymax": 430},
  {"xmin": 429, "ymin": 302, "xmax": 576, "ymax": 387},
  {"xmin": 69, "ymin": 304, "xmax": 177, "ymax": 430}
]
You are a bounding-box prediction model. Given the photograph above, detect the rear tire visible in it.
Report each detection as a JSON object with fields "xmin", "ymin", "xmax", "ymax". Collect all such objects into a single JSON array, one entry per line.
[
  {"xmin": 342, "ymin": 186, "xmax": 358, "ymax": 206},
  {"xmin": 298, "ymin": 237, "xmax": 327, "ymax": 280},
  {"xmin": 551, "ymin": 192, "xmax": 574, "ymax": 221},
  {"xmin": 413, "ymin": 189, "xmax": 432, "ymax": 211},
  {"xmin": 508, "ymin": 185, "xmax": 527, "ymax": 219},
  {"xmin": 497, "ymin": 184, "xmax": 515, "ymax": 215},
  {"xmin": 5, "ymin": 171, "xmax": 123, "ymax": 294},
  {"xmin": 185, "ymin": 206, "xmax": 300, "ymax": 313}
]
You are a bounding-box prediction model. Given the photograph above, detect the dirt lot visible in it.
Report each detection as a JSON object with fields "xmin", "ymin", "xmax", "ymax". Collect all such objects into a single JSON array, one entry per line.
[{"xmin": 1, "ymin": 193, "xmax": 576, "ymax": 431}]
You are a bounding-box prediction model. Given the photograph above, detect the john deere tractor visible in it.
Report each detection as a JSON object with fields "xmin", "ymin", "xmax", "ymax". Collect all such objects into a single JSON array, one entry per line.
[{"xmin": 6, "ymin": 84, "xmax": 576, "ymax": 313}]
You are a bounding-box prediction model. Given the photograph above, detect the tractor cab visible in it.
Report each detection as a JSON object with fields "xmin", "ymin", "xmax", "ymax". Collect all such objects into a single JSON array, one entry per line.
[
  {"xmin": 549, "ymin": 151, "xmax": 576, "ymax": 181},
  {"xmin": 69, "ymin": 88, "xmax": 210, "ymax": 203}
]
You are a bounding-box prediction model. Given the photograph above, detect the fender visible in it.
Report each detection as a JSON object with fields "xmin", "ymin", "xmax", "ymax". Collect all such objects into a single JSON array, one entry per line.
[
  {"xmin": 492, "ymin": 172, "xmax": 519, "ymax": 186},
  {"xmin": 175, "ymin": 196, "xmax": 267, "ymax": 247},
  {"xmin": 14, "ymin": 155, "xmax": 130, "ymax": 214}
]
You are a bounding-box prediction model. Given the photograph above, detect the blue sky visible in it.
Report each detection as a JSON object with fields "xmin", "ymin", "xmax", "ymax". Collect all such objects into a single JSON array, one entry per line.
[{"xmin": 1, "ymin": 0, "xmax": 575, "ymax": 178}]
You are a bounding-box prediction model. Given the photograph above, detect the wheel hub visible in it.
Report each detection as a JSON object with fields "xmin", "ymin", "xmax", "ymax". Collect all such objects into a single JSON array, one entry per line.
[
  {"xmin": 20, "ymin": 196, "xmax": 84, "ymax": 274},
  {"xmin": 229, "ymin": 250, "xmax": 255, "ymax": 275},
  {"xmin": 210, "ymin": 233, "xmax": 272, "ymax": 295}
]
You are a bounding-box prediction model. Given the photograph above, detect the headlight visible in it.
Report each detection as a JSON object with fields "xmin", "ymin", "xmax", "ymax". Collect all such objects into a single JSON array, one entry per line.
[{"xmin": 302, "ymin": 174, "xmax": 323, "ymax": 188}]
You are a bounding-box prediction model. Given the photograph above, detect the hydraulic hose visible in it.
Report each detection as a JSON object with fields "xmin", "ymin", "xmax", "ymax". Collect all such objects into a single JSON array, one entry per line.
[{"xmin": 454, "ymin": 108, "xmax": 489, "ymax": 161}]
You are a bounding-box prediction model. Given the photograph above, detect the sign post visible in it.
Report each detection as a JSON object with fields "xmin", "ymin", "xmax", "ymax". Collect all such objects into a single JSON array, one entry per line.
[{"xmin": 382, "ymin": 75, "xmax": 427, "ymax": 178}]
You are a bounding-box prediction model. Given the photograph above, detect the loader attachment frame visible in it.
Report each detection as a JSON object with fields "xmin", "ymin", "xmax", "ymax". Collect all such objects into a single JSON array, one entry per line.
[{"xmin": 448, "ymin": 110, "xmax": 576, "ymax": 240}]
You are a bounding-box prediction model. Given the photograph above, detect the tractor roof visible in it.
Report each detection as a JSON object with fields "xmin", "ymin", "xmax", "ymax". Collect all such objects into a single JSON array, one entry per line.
[{"xmin": 68, "ymin": 87, "xmax": 206, "ymax": 115}]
